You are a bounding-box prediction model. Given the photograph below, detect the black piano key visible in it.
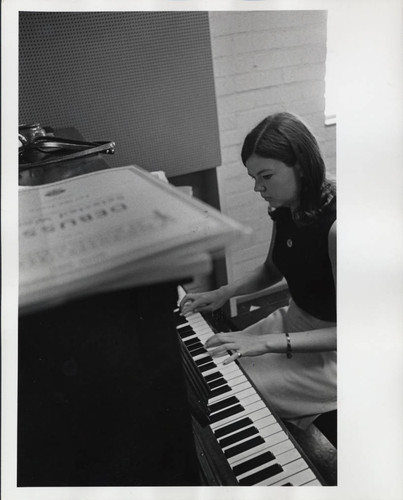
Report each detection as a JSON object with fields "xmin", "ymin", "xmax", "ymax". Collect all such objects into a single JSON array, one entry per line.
[
  {"xmin": 282, "ymin": 483, "xmax": 293, "ymax": 486},
  {"xmin": 209, "ymin": 384, "xmax": 232, "ymax": 398},
  {"xmin": 207, "ymin": 377, "xmax": 227, "ymax": 389},
  {"xmin": 176, "ymin": 323, "xmax": 193, "ymax": 332},
  {"xmin": 175, "ymin": 315, "xmax": 188, "ymax": 326},
  {"xmin": 214, "ymin": 417, "xmax": 253, "ymax": 439},
  {"xmin": 232, "ymin": 450, "xmax": 276, "ymax": 477},
  {"xmin": 178, "ymin": 327, "xmax": 195, "ymax": 339},
  {"xmin": 179, "ymin": 331, "xmax": 196, "ymax": 340},
  {"xmin": 195, "ymin": 356, "xmax": 213, "ymax": 367},
  {"xmin": 177, "ymin": 324, "xmax": 194, "ymax": 332},
  {"xmin": 190, "ymin": 346, "xmax": 208, "ymax": 357},
  {"xmin": 209, "ymin": 404, "xmax": 244, "ymax": 424},
  {"xmin": 184, "ymin": 338, "xmax": 201, "ymax": 348},
  {"xmin": 219, "ymin": 426, "xmax": 259, "ymax": 449},
  {"xmin": 238, "ymin": 463, "xmax": 283, "ymax": 486},
  {"xmin": 199, "ymin": 362, "xmax": 217, "ymax": 373},
  {"xmin": 224, "ymin": 435, "xmax": 265, "ymax": 459},
  {"xmin": 209, "ymin": 395, "xmax": 239, "ymax": 413},
  {"xmin": 204, "ymin": 371, "xmax": 223, "ymax": 383}
]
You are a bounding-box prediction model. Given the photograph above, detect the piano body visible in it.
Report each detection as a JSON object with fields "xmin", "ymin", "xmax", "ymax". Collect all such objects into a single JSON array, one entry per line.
[
  {"xmin": 18, "ymin": 281, "xmax": 326, "ymax": 487},
  {"xmin": 174, "ymin": 287, "xmax": 326, "ymax": 486}
]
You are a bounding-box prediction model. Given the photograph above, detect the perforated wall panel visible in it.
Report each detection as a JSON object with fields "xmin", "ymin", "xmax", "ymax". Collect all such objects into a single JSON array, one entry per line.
[{"xmin": 19, "ymin": 12, "xmax": 221, "ymax": 177}]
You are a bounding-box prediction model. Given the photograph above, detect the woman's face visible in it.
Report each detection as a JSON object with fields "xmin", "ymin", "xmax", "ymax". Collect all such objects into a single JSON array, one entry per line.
[{"xmin": 245, "ymin": 154, "xmax": 301, "ymax": 209}]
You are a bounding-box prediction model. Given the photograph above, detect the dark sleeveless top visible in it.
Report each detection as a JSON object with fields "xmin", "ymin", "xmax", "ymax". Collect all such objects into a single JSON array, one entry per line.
[{"xmin": 267, "ymin": 197, "xmax": 336, "ymax": 322}]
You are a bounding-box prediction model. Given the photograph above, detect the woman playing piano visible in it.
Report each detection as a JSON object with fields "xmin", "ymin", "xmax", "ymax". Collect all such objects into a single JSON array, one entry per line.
[{"xmin": 180, "ymin": 112, "xmax": 337, "ymax": 444}]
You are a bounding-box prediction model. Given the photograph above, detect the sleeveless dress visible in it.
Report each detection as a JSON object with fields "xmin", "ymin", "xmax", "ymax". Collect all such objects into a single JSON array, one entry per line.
[{"xmin": 238, "ymin": 197, "xmax": 337, "ymax": 429}]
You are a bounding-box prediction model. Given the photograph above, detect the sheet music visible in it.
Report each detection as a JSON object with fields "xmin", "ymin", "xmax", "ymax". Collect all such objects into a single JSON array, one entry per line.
[{"xmin": 19, "ymin": 165, "xmax": 250, "ymax": 311}]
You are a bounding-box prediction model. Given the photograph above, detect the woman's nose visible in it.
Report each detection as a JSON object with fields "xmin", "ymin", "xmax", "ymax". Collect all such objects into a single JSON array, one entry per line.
[{"xmin": 254, "ymin": 181, "xmax": 266, "ymax": 193}]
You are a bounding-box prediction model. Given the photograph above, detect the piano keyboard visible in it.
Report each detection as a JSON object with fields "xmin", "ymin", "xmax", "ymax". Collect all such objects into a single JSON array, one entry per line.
[{"xmin": 174, "ymin": 291, "xmax": 323, "ymax": 486}]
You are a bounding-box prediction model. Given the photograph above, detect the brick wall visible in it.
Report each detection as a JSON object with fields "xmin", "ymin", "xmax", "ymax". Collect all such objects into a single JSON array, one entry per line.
[{"xmin": 208, "ymin": 11, "xmax": 336, "ymax": 308}]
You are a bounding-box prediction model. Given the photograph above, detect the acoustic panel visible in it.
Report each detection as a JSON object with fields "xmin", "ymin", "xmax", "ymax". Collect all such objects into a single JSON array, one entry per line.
[{"xmin": 19, "ymin": 11, "xmax": 221, "ymax": 177}]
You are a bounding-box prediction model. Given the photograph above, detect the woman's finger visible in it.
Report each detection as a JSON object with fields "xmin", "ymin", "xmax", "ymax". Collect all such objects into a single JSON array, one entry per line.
[
  {"xmin": 205, "ymin": 332, "xmax": 235, "ymax": 348},
  {"xmin": 223, "ymin": 352, "xmax": 241, "ymax": 365},
  {"xmin": 179, "ymin": 295, "xmax": 193, "ymax": 311},
  {"xmin": 180, "ymin": 297, "xmax": 203, "ymax": 315},
  {"xmin": 207, "ymin": 343, "xmax": 238, "ymax": 358}
]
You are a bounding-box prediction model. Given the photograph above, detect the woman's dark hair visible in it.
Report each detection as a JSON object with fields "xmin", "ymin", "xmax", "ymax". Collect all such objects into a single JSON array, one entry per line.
[{"xmin": 241, "ymin": 112, "xmax": 335, "ymax": 223}]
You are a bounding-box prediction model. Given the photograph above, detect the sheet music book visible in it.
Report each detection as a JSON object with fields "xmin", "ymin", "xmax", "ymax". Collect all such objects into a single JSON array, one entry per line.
[{"xmin": 19, "ymin": 165, "xmax": 250, "ymax": 313}]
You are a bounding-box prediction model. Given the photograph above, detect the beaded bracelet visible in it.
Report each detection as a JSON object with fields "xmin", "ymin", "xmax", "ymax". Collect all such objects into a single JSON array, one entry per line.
[{"xmin": 285, "ymin": 332, "xmax": 293, "ymax": 359}]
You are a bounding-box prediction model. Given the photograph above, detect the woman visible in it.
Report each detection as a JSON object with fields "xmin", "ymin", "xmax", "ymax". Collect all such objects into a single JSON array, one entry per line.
[{"xmin": 180, "ymin": 112, "xmax": 337, "ymax": 442}]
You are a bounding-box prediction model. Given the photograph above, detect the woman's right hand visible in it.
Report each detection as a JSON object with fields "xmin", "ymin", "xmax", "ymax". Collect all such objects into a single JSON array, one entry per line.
[{"xmin": 179, "ymin": 288, "xmax": 229, "ymax": 316}]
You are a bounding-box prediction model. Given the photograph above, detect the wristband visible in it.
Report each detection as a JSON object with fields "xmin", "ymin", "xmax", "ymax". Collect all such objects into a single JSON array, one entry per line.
[{"xmin": 285, "ymin": 332, "xmax": 292, "ymax": 359}]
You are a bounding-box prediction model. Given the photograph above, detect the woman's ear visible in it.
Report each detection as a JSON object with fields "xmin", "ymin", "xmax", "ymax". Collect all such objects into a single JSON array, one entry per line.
[{"xmin": 295, "ymin": 163, "xmax": 303, "ymax": 177}]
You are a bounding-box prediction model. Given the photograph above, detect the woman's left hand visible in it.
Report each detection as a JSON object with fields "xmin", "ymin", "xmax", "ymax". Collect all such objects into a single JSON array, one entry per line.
[{"xmin": 205, "ymin": 331, "xmax": 271, "ymax": 365}]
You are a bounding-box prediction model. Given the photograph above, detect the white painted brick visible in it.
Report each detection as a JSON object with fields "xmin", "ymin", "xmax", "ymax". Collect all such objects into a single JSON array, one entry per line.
[
  {"xmin": 211, "ymin": 56, "xmax": 237, "ymax": 78},
  {"xmin": 218, "ymin": 162, "xmax": 244, "ymax": 179},
  {"xmin": 324, "ymin": 123, "xmax": 337, "ymax": 142},
  {"xmin": 279, "ymin": 24, "xmax": 327, "ymax": 47},
  {"xmin": 283, "ymin": 63, "xmax": 326, "ymax": 83},
  {"xmin": 234, "ymin": 68, "xmax": 284, "ymax": 92},
  {"xmin": 214, "ymin": 76, "xmax": 237, "ymax": 97},
  {"xmin": 213, "ymin": 36, "xmax": 234, "ymax": 57},
  {"xmin": 217, "ymin": 113, "xmax": 238, "ymax": 132},
  {"xmin": 323, "ymin": 139, "xmax": 337, "ymax": 159},
  {"xmin": 287, "ymin": 97, "xmax": 326, "ymax": 115},
  {"xmin": 218, "ymin": 174, "xmax": 249, "ymax": 195},
  {"xmin": 221, "ymin": 144, "xmax": 242, "ymax": 164},
  {"xmin": 280, "ymin": 80, "xmax": 325, "ymax": 102},
  {"xmin": 225, "ymin": 191, "xmax": 260, "ymax": 211},
  {"xmin": 233, "ymin": 32, "xmax": 258, "ymax": 54},
  {"xmin": 220, "ymin": 128, "xmax": 244, "ymax": 148},
  {"xmin": 209, "ymin": 11, "xmax": 252, "ymax": 36},
  {"xmin": 218, "ymin": 92, "xmax": 256, "ymax": 113},
  {"xmin": 247, "ymin": 45, "xmax": 325, "ymax": 74},
  {"xmin": 243, "ymin": 25, "xmax": 324, "ymax": 53},
  {"xmin": 248, "ymin": 86, "xmax": 284, "ymax": 108},
  {"xmin": 247, "ymin": 10, "xmax": 327, "ymax": 31}
]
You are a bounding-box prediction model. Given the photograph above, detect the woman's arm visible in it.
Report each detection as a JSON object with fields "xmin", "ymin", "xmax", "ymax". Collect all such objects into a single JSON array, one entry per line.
[
  {"xmin": 328, "ymin": 220, "xmax": 337, "ymax": 289},
  {"xmin": 205, "ymin": 326, "xmax": 337, "ymax": 364},
  {"xmin": 180, "ymin": 224, "xmax": 283, "ymax": 314},
  {"xmin": 205, "ymin": 220, "xmax": 338, "ymax": 363}
]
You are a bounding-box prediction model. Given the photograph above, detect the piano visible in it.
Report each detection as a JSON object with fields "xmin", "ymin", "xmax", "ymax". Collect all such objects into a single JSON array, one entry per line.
[
  {"xmin": 17, "ymin": 128, "xmax": 327, "ymax": 486},
  {"xmin": 175, "ymin": 286, "xmax": 325, "ymax": 486}
]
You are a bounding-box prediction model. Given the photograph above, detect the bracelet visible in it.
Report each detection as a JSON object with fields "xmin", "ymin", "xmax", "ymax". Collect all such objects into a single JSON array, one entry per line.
[{"xmin": 285, "ymin": 332, "xmax": 293, "ymax": 359}]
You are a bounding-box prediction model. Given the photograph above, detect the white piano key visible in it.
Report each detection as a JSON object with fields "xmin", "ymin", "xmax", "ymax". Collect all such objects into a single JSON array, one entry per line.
[
  {"xmin": 223, "ymin": 423, "xmax": 290, "ymax": 460},
  {"xmin": 209, "ymin": 381, "xmax": 252, "ymax": 404},
  {"xmin": 226, "ymin": 423, "xmax": 284, "ymax": 463},
  {"xmin": 302, "ymin": 479, "xmax": 321, "ymax": 486},
  {"xmin": 228, "ymin": 428, "xmax": 289, "ymax": 466},
  {"xmin": 208, "ymin": 386, "xmax": 256, "ymax": 415},
  {"xmin": 208, "ymin": 390, "xmax": 260, "ymax": 418},
  {"xmin": 235, "ymin": 447, "xmax": 301, "ymax": 482},
  {"xmin": 256, "ymin": 457, "xmax": 310, "ymax": 486},
  {"xmin": 210, "ymin": 401, "xmax": 269, "ymax": 430},
  {"xmin": 215, "ymin": 413, "xmax": 278, "ymax": 445},
  {"xmin": 211, "ymin": 405, "xmax": 270, "ymax": 432},
  {"xmin": 230, "ymin": 436, "xmax": 295, "ymax": 475},
  {"xmin": 201, "ymin": 361, "xmax": 240, "ymax": 380},
  {"xmin": 271, "ymin": 467, "xmax": 317, "ymax": 486},
  {"xmin": 228, "ymin": 438, "xmax": 296, "ymax": 482}
]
